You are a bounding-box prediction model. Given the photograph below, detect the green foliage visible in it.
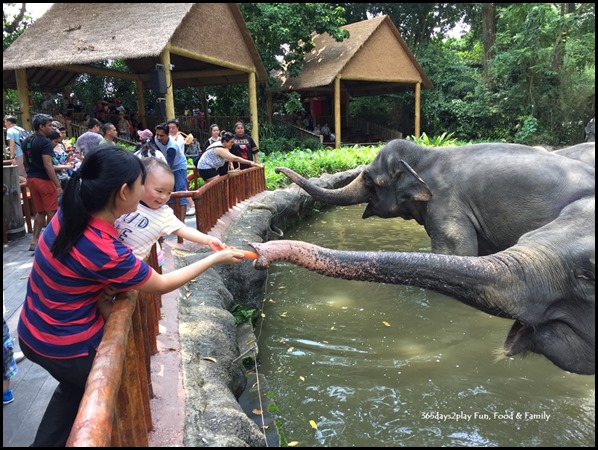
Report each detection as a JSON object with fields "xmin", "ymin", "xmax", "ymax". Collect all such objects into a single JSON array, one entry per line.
[
  {"xmin": 406, "ymin": 132, "xmax": 458, "ymax": 147},
  {"xmin": 230, "ymin": 304, "xmax": 258, "ymax": 326},
  {"xmin": 262, "ymin": 145, "xmax": 380, "ymax": 190}
]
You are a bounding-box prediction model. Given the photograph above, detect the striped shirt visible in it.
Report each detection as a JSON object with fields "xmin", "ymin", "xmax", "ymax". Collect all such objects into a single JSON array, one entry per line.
[
  {"xmin": 18, "ymin": 212, "xmax": 152, "ymax": 359},
  {"xmin": 115, "ymin": 203, "xmax": 184, "ymax": 260}
]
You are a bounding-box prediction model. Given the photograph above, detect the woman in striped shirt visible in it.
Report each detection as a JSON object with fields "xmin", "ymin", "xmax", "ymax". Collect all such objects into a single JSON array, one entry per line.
[{"xmin": 17, "ymin": 145, "xmax": 244, "ymax": 447}]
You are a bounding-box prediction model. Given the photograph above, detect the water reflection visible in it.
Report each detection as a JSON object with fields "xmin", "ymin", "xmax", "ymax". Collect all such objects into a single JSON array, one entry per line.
[{"xmin": 257, "ymin": 205, "xmax": 595, "ymax": 447}]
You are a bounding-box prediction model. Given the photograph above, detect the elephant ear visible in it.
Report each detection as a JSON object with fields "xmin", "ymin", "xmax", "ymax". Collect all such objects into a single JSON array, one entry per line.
[{"xmin": 392, "ymin": 160, "xmax": 432, "ymax": 202}]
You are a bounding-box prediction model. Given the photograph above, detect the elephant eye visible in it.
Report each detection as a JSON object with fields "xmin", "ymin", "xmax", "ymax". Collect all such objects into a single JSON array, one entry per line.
[{"xmin": 362, "ymin": 173, "xmax": 373, "ymax": 187}]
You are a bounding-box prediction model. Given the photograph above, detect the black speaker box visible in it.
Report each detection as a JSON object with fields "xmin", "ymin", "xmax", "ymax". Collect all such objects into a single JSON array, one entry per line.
[{"xmin": 151, "ymin": 68, "xmax": 167, "ymax": 94}]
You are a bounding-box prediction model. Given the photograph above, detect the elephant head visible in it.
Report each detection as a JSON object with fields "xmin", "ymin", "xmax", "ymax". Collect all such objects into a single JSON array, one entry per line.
[
  {"xmin": 250, "ymin": 196, "xmax": 596, "ymax": 375},
  {"xmin": 276, "ymin": 139, "xmax": 595, "ymax": 257},
  {"xmin": 275, "ymin": 144, "xmax": 432, "ymax": 221}
]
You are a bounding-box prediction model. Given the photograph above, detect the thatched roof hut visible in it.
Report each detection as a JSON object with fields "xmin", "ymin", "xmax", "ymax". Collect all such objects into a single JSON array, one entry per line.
[
  {"xmin": 273, "ymin": 15, "xmax": 433, "ymax": 144},
  {"xmin": 3, "ymin": 3, "xmax": 267, "ymax": 138}
]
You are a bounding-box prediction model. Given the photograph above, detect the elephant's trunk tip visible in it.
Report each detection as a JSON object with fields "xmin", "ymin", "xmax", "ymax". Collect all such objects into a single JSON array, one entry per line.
[{"xmin": 248, "ymin": 242, "xmax": 269, "ymax": 270}]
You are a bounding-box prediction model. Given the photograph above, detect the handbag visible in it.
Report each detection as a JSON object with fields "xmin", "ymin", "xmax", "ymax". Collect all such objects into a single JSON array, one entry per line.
[{"xmin": 227, "ymin": 161, "xmax": 241, "ymax": 177}]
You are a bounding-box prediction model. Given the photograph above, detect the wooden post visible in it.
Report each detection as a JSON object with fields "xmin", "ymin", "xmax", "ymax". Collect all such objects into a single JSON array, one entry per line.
[
  {"xmin": 334, "ymin": 76, "xmax": 341, "ymax": 148},
  {"xmin": 15, "ymin": 68, "xmax": 31, "ymax": 130},
  {"xmin": 415, "ymin": 82, "xmax": 421, "ymax": 138},
  {"xmin": 249, "ymin": 71, "xmax": 259, "ymax": 149},
  {"xmin": 160, "ymin": 50, "xmax": 175, "ymax": 119}
]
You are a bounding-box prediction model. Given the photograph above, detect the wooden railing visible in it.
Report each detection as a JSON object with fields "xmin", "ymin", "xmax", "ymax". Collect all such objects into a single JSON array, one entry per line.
[
  {"xmin": 66, "ymin": 247, "xmax": 163, "ymax": 447},
  {"xmin": 170, "ymin": 165, "xmax": 266, "ymax": 242},
  {"xmin": 65, "ymin": 167, "xmax": 265, "ymax": 445}
]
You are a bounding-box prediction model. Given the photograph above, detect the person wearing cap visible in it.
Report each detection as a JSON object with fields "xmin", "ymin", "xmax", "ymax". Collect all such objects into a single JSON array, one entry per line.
[{"xmin": 23, "ymin": 114, "xmax": 63, "ymax": 252}]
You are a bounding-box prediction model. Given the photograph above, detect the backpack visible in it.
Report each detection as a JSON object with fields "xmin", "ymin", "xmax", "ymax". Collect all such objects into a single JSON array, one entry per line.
[{"xmin": 13, "ymin": 126, "xmax": 32, "ymax": 149}]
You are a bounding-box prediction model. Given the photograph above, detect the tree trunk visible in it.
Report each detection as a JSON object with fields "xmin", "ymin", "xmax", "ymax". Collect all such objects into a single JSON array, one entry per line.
[{"xmin": 481, "ymin": 3, "xmax": 496, "ymax": 81}]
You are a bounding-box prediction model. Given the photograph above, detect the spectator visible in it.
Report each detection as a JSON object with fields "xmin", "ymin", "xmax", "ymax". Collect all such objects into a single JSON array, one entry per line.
[
  {"xmin": 134, "ymin": 129, "xmax": 166, "ymax": 162},
  {"xmin": 23, "ymin": 113, "xmax": 62, "ymax": 252},
  {"xmin": 17, "ymin": 145, "xmax": 245, "ymax": 447},
  {"xmin": 115, "ymin": 157, "xmax": 226, "ymax": 261},
  {"xmin": 4, "ymin": 115, "xmax": 27, "ymax": 178},
  {"xmin": 167, "ymin": 118, "xmax": 186, "ymax": 154},
  {"xmin": 3, "ymin": 315, "xmax": 17, "ymax": 405},
  {"xmin": 48, "ymin": 130, "xmax": 71, "ymax": 191},
  {"xmin": 197, "ymin": 131, "xmax": 261, "ymax": 182},
  {"xmin": 321, "ymin": 123, "xmax": 332, "ymax": 142},
  {"xmin": 154, "ymin": 123, "xmax": 189, "ymax": 217},
  {"xmin": 231, "ymin": 121, "xmax": 260, "ymax": 169},
  {"xmin": 99, "ymin": 122, "xmax": 118, "ymax": 145},
  {"xmin": 75, "ymin": 118, "xmax": 102, "ymax": 157},
  {"xmin": 117, "ymin": 112, "xmax": 132, "ymax": 140},
  {"xmin": 203, "ymin": 123, "xmax": 221, "ymax": 155}
]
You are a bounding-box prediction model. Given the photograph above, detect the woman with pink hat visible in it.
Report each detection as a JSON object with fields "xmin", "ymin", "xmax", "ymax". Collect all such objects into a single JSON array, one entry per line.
[{"xmin": 134, "ymin": 129, "xmax": 166, "ymax": 162}]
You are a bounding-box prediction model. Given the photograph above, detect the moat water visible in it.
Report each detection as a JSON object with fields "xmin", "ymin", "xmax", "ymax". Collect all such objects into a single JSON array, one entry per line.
[{"xmin": 257, "ymin": 204, "xmax": 595, "ymax": 447}]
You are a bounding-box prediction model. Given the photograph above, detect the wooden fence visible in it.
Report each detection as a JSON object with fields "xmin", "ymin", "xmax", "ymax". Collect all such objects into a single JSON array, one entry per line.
[{"xmin": 64, "ymin": 167, "xmax": 266, "ymax": 446}]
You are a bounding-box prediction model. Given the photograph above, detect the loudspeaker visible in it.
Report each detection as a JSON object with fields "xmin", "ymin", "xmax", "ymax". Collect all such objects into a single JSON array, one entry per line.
[
  {"xmin": 155, "ymin": 101, "xmax": 166, "ymax": 117},
  {"xmin": 151, "ymin": 67, "xmax": 167, "ymax": 94}
]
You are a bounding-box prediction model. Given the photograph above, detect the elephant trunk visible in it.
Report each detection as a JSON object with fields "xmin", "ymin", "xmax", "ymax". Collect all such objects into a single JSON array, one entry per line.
[
  {"xmin": 250, "ymin": 240, "xmax": 520, "ymax": 320},
  {"xmin": 275, "ymin": 167, "xmax": 370, "ymax": 206}
]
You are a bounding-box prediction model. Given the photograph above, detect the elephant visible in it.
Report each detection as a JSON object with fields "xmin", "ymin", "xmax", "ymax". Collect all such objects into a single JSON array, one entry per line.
[
  {"xmin": 553, "ymin": 142, "xmax": 595, "ymax": 167},
  {"xmin": 249, "ymin": 195, "xmax": 595, "ymax": 375},
  {"xmin": 276, "ymin": 139, "xmax": 595, "ymax": 256}
]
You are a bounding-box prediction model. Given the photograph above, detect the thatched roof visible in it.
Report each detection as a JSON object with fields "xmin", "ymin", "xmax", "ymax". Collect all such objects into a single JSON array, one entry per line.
[
  {"xmin": 3, "ymin": 3, "xmax": 267, "ymax": 91},
  {"xmin": 277, "ymin": 15, "xmax": 433, "ymax": 97}
]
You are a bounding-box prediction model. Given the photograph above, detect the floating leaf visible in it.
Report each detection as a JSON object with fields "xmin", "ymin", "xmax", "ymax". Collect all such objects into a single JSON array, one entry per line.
[
  {"xmin": 299, "ymin": 376, "xmax": 305, "ymax": 381},
  {"xmin": 287, "ymin": 346, "xmax": 295, "ymax": 353},
  {"xmin": 309, "ymin": 420, "xmax": 318, "ymax": 430},
  {"xmin": 320, "ymin": 220, "xmax": 327, "ymax": 224},
  {"xmin": 288, "ymin": 441, "xmax": 299, "ymax": 447},
  {"xmin": 201, "ymin": 356, "xmax": 217, "ymax": 362},
  {"xmin": 261, "ymin": 313, "xmax": 266, "ymax": 318},
  {"xmin": 252, "ymin": 408, "xmax": 263, "ymax": 415},
  {"xmin": 246, "ymin": 338, "xmax": 256, "ymax": 345},
  {"xmin": 382, "ymin": 321, "xmax": 391, "ymax": 327},
  {"xmin": 330, "ymin": 326, "xmax": 335, "ymax": 330},
  {"xmin": 185, "ymin": 291, "xmax": 192, "ymax": 298},
  {"xmin": 280, "ymin": 311, "xmax": 288, "ymax": 318}
]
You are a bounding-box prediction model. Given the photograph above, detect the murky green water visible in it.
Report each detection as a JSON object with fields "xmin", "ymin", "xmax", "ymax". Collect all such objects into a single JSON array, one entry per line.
[{"xmin": 257, "ymin": 205, "xmax": 595, "ymax": 447}]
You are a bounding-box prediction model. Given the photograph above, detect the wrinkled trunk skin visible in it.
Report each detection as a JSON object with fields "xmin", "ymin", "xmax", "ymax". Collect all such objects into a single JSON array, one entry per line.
[
  {"xmin": 250, "ymin": 240, "xmax": 518, "ymax": 319},
  {"xmin": 275, "ymin": 167, "xmax": 370, "ymax": 206}
]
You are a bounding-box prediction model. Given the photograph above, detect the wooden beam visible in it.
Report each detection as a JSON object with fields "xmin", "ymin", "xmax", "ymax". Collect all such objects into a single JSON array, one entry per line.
[
  {"xmin": 172, "ymin": 69, "xmax": 240, "ymax": 80},
  {"xmin": 167, "ymin": 45, "xmax": 253, "ymax": 74},
  {"xmin": 54, "ymin": 64, "xmax": 143, "ymax": 81}
]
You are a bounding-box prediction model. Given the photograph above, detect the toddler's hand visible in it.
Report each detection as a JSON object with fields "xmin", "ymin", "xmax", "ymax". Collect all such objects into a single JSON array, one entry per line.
[{"xmin": 207, "ymin": 237, "xmax": 227, "ymax": 252}]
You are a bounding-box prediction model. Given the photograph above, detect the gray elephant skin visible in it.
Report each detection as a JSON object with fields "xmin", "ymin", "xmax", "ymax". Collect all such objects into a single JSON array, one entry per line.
[
  {"xmin": 553, "ymin": 142, "xmax": 595, "ymax": 167},
  {"xmin": 250, "ymin": 195, "xmax": 595, "ymax": 375},
  {"xmin": 276, "ymin": 139, "xmax": 595, "ymax": 256}
]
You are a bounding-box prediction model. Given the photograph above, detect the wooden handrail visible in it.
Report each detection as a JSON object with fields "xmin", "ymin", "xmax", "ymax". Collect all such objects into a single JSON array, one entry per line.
[
  {"xmin": 67, "ymin": 246, "xmax": 162, "ymax": 447},
  {"xmin": 171, "ymin": 165, "xmax": 266, "ymax": 242},
  {"xmin": 62, "ymin": 166, "xmax": 265, "ymax": 445}
]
